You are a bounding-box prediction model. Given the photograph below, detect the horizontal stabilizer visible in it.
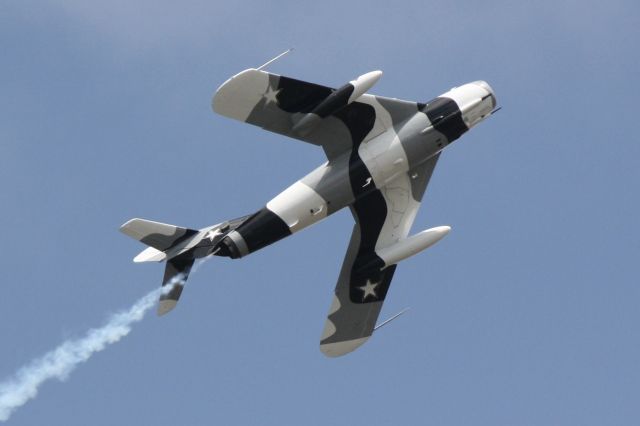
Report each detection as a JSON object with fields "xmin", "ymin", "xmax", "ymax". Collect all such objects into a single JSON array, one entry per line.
[
  {"xmin": 133, "ymin": 247, "xmax": 167, "ymax": 263},
  {"xmin": 120, "ymin": 218, "xmax": 198, "ymax": 252}
]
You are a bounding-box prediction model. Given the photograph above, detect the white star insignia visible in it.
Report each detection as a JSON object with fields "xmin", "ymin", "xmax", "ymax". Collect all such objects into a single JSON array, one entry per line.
[
  {"xmin": 204, "ymin": 229, "xmax": 221, "ymax": 241},
  {"xmin": 359, "ymin": 280, "xmax": 379, "ymax": 301},
  {"xmin": 262, "ymin": 86, "xmax": 280, "ymax": 106}
]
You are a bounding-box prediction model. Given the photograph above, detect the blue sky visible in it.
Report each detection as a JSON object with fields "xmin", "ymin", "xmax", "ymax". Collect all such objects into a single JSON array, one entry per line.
[{"xmin": 1, "ymin": 0, "xmax": 639, "ymax": 424}]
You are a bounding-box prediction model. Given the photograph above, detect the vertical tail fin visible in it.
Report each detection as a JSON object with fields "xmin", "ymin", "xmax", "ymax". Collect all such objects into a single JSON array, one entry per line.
[{"xmin": 158, "ymin": 253, "xmax": 195, "ymax": 316}]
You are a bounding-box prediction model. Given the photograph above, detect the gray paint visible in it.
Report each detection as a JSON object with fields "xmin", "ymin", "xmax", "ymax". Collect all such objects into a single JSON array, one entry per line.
[
  {"xmin": 408, "ymin": 153, "xmax": 441, "ymax": 203},
  {"xmin": 375, "ymin": 96, "xmax": 420, "ymax": 130},
  {"xmin": 395, "ymin": 113, "xmax": 439, "ymax": 171},
  {"xmin": 300, "ymin": 152, "xmax": 354, "ymax": 215}
]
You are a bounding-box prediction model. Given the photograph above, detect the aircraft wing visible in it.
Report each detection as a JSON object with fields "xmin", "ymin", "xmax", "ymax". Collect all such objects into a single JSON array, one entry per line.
[
  {"xmin": 319, "ymin": 153, "xmax": 441, "ymax": 356},
  {"xmin": 212, "ymin": 69, "xmax": 420, "ymax": 159}
]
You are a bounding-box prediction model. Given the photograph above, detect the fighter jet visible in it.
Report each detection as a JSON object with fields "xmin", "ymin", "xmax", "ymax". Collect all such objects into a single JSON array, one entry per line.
[{"xmin": 121, "ymin": 55, "xmax": 498, "ymax": 357}]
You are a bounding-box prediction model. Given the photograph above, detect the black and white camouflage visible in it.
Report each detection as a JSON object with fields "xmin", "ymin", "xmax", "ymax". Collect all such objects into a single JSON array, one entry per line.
[{"xmin": 121, "ymin": 66, "xmax": 497, "ymax": 357}]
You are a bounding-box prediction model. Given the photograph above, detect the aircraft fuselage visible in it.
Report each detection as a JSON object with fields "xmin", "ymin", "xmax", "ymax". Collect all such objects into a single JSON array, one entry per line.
[{"xmin": 216, "ymin": 81, "xmax": 496, "ymax": 259}]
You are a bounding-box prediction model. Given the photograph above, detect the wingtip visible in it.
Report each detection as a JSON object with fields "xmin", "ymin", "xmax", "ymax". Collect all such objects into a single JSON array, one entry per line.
[
  {"xmin": 320, "ymin": 337, "xmax": 369, "ymax": 357},
  {"xmin": 119, "ymin": 218, "xmax": 139, "ymax": 233},
  {"xmin": 157, "ymin": 299, "xmax": 177, "ymax": 316}
]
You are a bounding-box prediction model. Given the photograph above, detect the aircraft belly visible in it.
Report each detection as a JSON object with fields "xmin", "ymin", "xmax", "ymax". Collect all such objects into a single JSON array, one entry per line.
[
  {"xmin": 301, "ymin": 155, "xmax": 355, "ymax": 215},
  {"xmin": 395, "ymin": 113, "xmax": 441, "ymax": 170},
  {"xmin": 359, "ymin": 132, "xmax": 409, "ymax": 189},
  {"xmin": 225, "ymin": 161, "xmax": 355, "ymax": 258},
  {"xmin": 266, "ymin": 181, "xmax": 329, "ymax": 233}
]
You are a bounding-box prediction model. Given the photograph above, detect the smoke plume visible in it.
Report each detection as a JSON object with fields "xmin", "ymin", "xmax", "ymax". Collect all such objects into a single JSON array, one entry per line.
[{"xmin": 0, "ymin": 276, "xmax": 183, "ymax": 422}]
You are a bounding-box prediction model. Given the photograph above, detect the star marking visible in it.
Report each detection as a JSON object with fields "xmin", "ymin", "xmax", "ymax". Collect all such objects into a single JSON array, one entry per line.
[
  {"xmin": 204, "ymin": 229, "xmax": 221, "ymax": 241},
  {"xmin": 359, "ymin": 280, "xmax": 379, "ymax": 301},
  {"xmin": 362, "ymin": 177, "xmax": 372, "ymax": 188},
  {"xmin": 262, "ymin": 86, "xmax": 280, "ymax": 106}
]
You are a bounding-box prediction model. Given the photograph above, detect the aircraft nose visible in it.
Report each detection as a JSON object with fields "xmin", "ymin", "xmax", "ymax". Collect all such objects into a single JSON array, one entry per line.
[{"xmin": 472, "ymin": 80, "xmax": 496, "ymax": 109}]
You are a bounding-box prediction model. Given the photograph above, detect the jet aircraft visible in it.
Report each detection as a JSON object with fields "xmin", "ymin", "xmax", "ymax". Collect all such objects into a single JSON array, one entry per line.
[{"xmin": 121, "ymin": 54, "xmax": 498, "ymax": 356}]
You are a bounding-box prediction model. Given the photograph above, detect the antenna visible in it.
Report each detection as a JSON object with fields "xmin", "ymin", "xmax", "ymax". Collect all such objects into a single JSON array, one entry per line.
[
  {"xmin": 374, "ymin": 307, "xmax": 410, "ymax": 331},
  {"xmin": 257, "ymin": 48, "xmax": 294, "ymax": 71}
]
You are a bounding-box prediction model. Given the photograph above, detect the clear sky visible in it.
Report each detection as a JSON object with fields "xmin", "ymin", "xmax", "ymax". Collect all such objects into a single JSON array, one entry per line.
[{"xmin": 1, "ymin": 0, "xmax": 639, "ymax": 424}]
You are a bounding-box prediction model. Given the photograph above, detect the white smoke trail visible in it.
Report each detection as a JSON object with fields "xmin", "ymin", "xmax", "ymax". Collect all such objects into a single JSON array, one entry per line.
[
  {"xmin": 0, "ymin": 256, "xmax": 211, "ymax": 421},
  {"xmin": 0, "ymin": 262, "xmax": 207, "ymax": 423}
]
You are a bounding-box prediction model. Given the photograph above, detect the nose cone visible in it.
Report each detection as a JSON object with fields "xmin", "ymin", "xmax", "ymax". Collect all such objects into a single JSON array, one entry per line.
[{"xmin": 472, "ymin": 80, "xmax": 497, "ymax": 109}]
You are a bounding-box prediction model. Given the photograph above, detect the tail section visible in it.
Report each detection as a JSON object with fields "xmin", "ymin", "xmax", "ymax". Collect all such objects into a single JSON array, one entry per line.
[
  {"xmin": 121, "ymin": 215, "xmax": 249, "ymax": 315},
  {"xmin": 120, "ymin": 218, "xmax": 200, "ymax": 316}
]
